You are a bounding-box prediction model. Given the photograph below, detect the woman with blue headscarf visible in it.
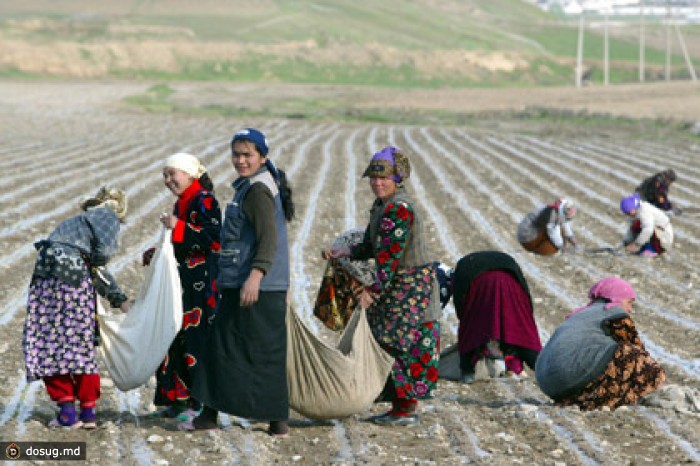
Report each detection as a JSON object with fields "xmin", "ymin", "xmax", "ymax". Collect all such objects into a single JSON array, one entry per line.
[{"xmin": 186, "ymin": 128, "xmax": 295, "ymax": 437}]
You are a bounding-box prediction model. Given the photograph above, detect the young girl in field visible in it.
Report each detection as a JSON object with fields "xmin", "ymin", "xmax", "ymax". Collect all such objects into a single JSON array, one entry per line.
[
  {"xmin": 23, "ymin": 186, "xmax": 130, "ymax": 428},
  {"xmin": 187, "ymin": 128, "xmax": 294, "ymax": 436},
  {"xmin": 144, "ymin": 153, "xmax": 221, "ymax": 422}
]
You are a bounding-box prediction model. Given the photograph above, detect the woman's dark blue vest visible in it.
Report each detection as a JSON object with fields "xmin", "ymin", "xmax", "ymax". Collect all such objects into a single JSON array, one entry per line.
[{"xmin": 218, "ymin": 168, "xmax": 289, "ymax": 291}]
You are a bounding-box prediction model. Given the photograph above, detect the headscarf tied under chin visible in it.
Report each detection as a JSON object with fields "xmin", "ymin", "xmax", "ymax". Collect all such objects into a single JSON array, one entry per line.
[
  {"xmin": 566, "ymin": 276, "xmax": 636, "ymax": 318},
  {"xmin": 549, "ymin": 198, "xmax": 576, "ymax": 220},
  {"xmin": 165, "ymin": 152, "xmax": 207, "ymax": 179},
  {"xmin": 362, "ymin": 146, "xmax": 411, "ymax": 184}
]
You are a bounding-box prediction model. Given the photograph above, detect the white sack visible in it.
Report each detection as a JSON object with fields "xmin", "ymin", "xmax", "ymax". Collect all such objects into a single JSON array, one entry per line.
[{"xmin": 97, "ymin": 229, "xmax": 182, "ymax": 391}]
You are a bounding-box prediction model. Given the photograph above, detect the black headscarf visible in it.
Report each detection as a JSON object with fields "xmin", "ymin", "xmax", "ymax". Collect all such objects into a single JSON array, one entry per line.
[{"xmin": 452, "ymin": 251, "xmax": 531, "ymax": 310}]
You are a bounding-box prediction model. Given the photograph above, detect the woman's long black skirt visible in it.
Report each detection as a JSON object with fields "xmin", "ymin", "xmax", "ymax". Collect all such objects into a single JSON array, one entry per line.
[{"xmin": 192, "ymin": 289, "xmax": 289, "ymax": 421}]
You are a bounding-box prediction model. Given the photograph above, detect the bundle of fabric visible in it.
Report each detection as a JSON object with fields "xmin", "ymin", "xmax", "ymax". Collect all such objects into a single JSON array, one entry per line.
[
  {"xmin": 640, "ymin": 384, "xmax": 700, "ymax": 416},
  {"xmin": 97, "ymin": 230, "xmax": 182, "ymax": 391},
  {"xmin": 313, "ymin": 229, "xmax": 374, "ymax": 331},
  {"xmin": 287, "ymin": 305, "xmax": 394, "ymax": 420},
  {"xmin": 639, "ymin": 384, "xmax": 700, "ymax": 416}
]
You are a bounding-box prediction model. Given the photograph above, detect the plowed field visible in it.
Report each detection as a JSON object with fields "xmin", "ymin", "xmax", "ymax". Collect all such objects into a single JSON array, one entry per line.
[{"xmin": 1, "ymin": 81, "xmax": 698, "ymax": 465}]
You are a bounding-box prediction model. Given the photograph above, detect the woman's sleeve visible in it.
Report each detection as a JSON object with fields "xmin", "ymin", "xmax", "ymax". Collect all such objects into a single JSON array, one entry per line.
[
  {"xmin": 172, "ymin": 192, "xmax": 222, "ymax": 255},
  {"xmin": 635, "ymin": 210, "xmax": 655, "ymax": 245},
  {"xmin": 91, "ymin": 266, "xmax": 128, "ymax": 308},
  {"xmin": 562, "ymin": 221, "xmax": 575, "ymax": 240},
  {"xmin": 369, "ymin": 201, "xmax": 414, "ymax": 293},
  {"xmin": 546, "ymin": 211, "xmax": 564, "ymax": 249},
  {"xmin": 606, "ymin": 316, "xmax": 643, "ymax": 347}
]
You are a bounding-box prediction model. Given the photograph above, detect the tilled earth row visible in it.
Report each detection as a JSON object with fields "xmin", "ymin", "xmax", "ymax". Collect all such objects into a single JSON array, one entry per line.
[{"xmin": 0, "ymin": 82, "xmax": 698, "ymax": 465}]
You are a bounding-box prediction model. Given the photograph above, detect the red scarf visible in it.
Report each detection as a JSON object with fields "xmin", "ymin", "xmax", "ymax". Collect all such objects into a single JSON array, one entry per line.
[{"xmin": 175, "ymin": 179, "xmax": 202, "ymax": 219}]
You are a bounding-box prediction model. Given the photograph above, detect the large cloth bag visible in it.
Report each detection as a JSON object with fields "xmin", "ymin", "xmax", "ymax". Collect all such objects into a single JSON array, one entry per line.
[
  {"xmin": 286, "ymin": 306, "xmax": 394, "ymax": 420},
  {"xmin": 97, "ymin": 229, "xmax": 183, "ymax": 391}
]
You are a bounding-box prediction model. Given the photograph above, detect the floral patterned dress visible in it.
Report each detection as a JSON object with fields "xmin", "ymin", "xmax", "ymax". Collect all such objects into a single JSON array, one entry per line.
[
  {"xmin": 351, "ymin": 198, "xmax": 440, "ymax": 401},
  {"xmin": 154, "ymin": 180, "xmax": 221, "ymax": 408},
  {"xmin": 23, "ymin": 207, "xmax": 126, "ymax": 382},
  {"xmin": 556, "ymin": 316, "xmax": 666, "ymax": 410}
]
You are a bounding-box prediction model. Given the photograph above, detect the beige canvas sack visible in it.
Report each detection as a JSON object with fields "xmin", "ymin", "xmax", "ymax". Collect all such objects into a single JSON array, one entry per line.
[{"xmin": 286, "ymin": 306, "xmax": 394, "ymax": 420}]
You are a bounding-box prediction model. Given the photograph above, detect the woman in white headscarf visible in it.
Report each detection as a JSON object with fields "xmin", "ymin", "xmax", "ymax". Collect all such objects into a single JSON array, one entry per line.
[
  {"xmin": 517, "ymin": 198, "xmax": 578, "ymax": 256},
  {"xmin": 143, "ymin": 152, "xmax": 222, "ymax": 422}
]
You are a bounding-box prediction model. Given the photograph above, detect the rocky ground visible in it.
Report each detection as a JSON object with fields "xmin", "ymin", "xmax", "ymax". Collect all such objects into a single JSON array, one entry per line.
[{"xmin": 0, "ymin": 80, "xmax": 699, "ymax": 465}]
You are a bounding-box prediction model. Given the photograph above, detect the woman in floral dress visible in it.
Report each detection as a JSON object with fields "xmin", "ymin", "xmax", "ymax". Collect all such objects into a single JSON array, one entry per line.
[{"xmin": 327, "ymin": 146, "xmax": 442, "ymax": 426}]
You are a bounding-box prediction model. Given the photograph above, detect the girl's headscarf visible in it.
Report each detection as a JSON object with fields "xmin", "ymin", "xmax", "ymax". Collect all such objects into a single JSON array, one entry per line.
[
  {"xmin": 566, "ymin": 276, "xmax": 636, "ymax": 318},
  {"xmin": 165, "ymin": 152, "xmax": 207, "ymax": 179}
]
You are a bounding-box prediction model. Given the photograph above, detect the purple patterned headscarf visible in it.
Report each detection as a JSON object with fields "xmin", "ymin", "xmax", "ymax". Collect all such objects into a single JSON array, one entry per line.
[{"xmin": 361, "ymin": 146, "xmax": 410, "ymax": 183}]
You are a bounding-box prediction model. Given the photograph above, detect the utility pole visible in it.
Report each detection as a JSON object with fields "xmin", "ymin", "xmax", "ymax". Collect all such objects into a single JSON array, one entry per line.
[
  {"xmin": 604, "ymin": 13, "xmax": 609, "ymax": 86},
  {"xmin": 665, "ymin": 0, "xmax": 671, "ymax": 81},
  {"xmin": 674, "ymin": 23, "xmax": 698, "ymax": 82},
  {"xmin": 639, "ymin": 0, "xmax": 645, "ymax": 82},
  {"xmin": 576, "ymin": 12, "xmax": 585, "ymax": 88}
]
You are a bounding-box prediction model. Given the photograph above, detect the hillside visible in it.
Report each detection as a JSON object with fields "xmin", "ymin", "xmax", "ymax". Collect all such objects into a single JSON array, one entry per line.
[{"xmin": 0, "ymin": 0, "xmax": 698, "ymax": 87}]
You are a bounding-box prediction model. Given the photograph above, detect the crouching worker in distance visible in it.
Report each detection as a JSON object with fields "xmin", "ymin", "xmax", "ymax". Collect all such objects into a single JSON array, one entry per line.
[
  {"xmin": 635, "ymin": 169, "xmax": 679, "ymax": 214},
  {"xmin": 517, "ymin": 199, "xmax": 578, "ymax": 256},
  {"xmin": 620, "ymin": 193, "xmax": 673, "ymax": 258}
]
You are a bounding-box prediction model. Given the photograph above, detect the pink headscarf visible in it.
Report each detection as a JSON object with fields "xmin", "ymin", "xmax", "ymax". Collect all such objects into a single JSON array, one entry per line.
[{"xmin": 565, "ymin": 276, "xmax": 636, "ymax": 318}]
